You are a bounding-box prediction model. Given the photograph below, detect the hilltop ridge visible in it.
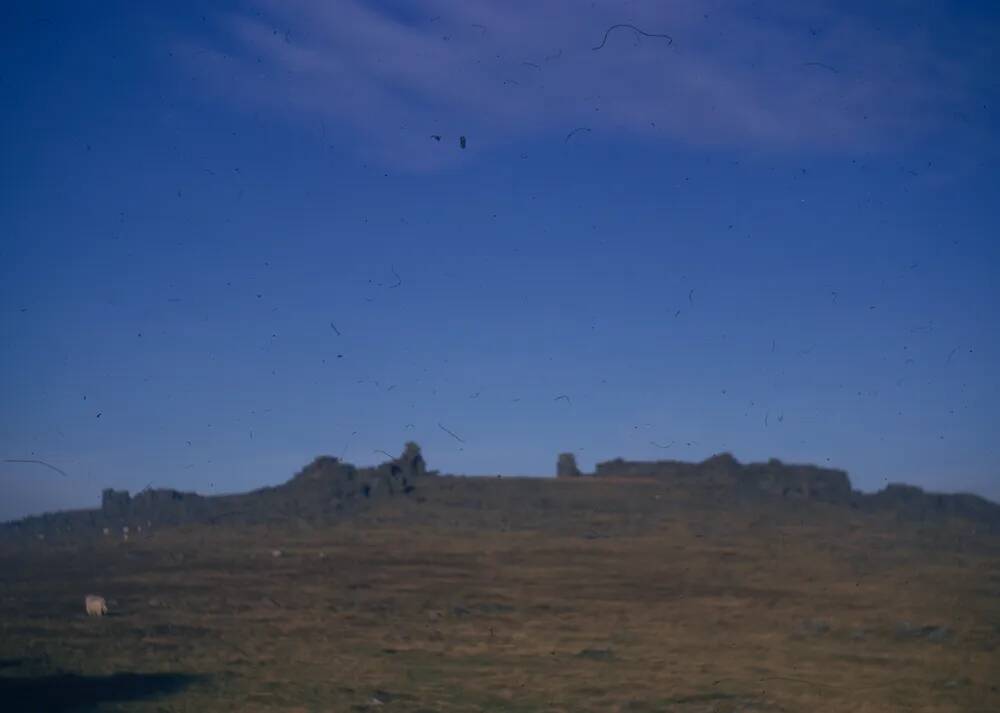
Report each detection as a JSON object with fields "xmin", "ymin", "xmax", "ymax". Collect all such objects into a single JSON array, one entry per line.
[
  {"xmin": 2, "ymin": 444, "xmax": 998, "ymax": 539},
  {"xmin": 559, "ymin": 450, "xmax": 999, "ymax": 527}
]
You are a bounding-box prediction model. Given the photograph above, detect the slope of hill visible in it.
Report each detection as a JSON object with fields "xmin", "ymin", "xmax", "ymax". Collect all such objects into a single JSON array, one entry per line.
[
  {"xmin": 1, "ymin": 446, "xmax": 999, "ymax": 712},
  {"xmin": 1, "ymin": 467, "xmax": 998, "ymax": 712},
  {"xmin": 3, "ymin": 444, "xmax": 998, "ymax": 540}
]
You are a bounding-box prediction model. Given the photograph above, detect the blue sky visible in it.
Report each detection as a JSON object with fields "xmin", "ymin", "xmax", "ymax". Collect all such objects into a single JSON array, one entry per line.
[{"xmin": 2, "ymin": 1, "xmax": 998, "ymax": 520}]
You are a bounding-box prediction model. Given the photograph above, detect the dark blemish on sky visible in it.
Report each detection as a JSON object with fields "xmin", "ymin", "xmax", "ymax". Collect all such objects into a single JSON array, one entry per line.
[
  {"xmin": 592, "ymin": 24, "xmax": 673, "ymax": 51},
  {"xmin": 388, "ymin": 267, "xmax": 402, "ymax": 288},
  {"xmin": 554, "ymin": 394, "xmax": 571, "ymax": 403},
  {"xmin": 459, "ymin": 136, "xmax": 467, "ymax": 149},
  {"xmin": 802, "ymin": 61, "xmax": 839, "ymax": 73},
  {"xmin": 330, "ymin": 322, "xmax": 341, "ymax": 335},
  {"xmin": 565, "ymin": 127, "xmax": 591, "ymax": 143},
  {"xmin": 650, "ymin": 441, "xmax": 673, "ymax": 449},
  {"xmin": 438, "ymin": 422, "xmax": 465, "ymax": 443},
  {"xmin": 2, "ymin": 459, "xmax": 69, "ymax": 477}
]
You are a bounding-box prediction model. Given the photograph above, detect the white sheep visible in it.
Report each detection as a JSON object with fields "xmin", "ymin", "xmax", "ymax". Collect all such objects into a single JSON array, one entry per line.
[{"xmin": 85, "ymin": 594, "xmax": 108, "ymax": 617}]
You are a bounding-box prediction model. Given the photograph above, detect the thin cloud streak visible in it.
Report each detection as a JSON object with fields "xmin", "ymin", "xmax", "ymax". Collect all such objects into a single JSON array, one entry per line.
[{"xmin": 179, "ymin": 0, "xmax": 986, "ymax": 169}]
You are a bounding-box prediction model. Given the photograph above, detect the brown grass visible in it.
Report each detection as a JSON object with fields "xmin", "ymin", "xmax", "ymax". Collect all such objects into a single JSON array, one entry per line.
[{"xmin": 1, "ymin": 476, "xmax": 998, "ymax": 712}]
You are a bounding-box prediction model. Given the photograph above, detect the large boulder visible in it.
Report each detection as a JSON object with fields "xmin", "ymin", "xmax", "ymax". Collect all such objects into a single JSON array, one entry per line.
[
  {"xmin": 101, "ymin": 489, "xmax": 131, "ymax": 519},
  {"xmin": 557, "ymin": 453, "xmax": 582, "ymax": 478},
  {"xmin": 398, "ymin": 442, "xmax": 427, "ymax": 480}
]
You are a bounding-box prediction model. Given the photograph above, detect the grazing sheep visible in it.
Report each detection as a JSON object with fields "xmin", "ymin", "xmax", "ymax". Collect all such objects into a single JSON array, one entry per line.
[{"xmin": 85, "ymin": 594, "xmax": 108, "ymax": 617}]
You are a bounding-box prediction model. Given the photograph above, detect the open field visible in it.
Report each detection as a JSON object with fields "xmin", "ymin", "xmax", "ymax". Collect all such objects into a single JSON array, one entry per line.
[{"xmin": 1, "ymin": 476, "xmax": 999, "ymax": 712}]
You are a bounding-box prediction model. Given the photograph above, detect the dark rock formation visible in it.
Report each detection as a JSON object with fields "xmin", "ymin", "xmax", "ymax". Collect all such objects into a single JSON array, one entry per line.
[
  {"xmin": 590, "ymin": 452, "xmax": 852, "ymax": 504},
  {"xmin": 111, "ymin": 487, "xmax": 205, "ymax": 525},
  {"xmin": 860, "ymin": 483, "xmax": 1000, "ymax": 528},
  {"xmin": 101, "ymin": 489, "xmax": 131, "ymax": 519},
  {"xmin": 3, "ymin": 442, "xmax": 997, "ymax": 538},
  {"xmin": 557, "ymin": 453, "xmax": 582, "ymax": 478},
  {"xmin": 737, "ymin": 458, "xmax": 852, "ymax": 504},
  {"xmin": 585, "ymin": 452, "xmax": 998, "ymax": 528},
  {"xmin": 2, "ymin": 443, "xmax": 430, "ymax": 539},
  {"xmin": 262, "ymin": 442, "xmax": 427, "ymax": 511},
  {"xmin": 399, "ymin": 442, "xmax": 427, "ymax": 479}
]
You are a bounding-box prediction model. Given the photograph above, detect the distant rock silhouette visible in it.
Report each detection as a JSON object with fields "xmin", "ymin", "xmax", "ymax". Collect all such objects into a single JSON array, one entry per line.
[
  {"xmin": 557, "ymin": 453, "xmax": 581, "ymax": 478},
  {"xmin": 861, "ymin": 483, "xmax": 1000, "ymax": 525},
  {"xmin": 2, "ymin": 443, "xmax": 997, "ymax": 538},
  {"xmin": 399, "ymin": 441, "xmax": 427, "ymax": 479},
  {"xmin": 100, "ymin": 489, "xmax": 131, "ymax": 519},
  {"xmin": 3, "ymin": 443, "xmax": 430, "ymax": 539},
  {"xmin": 587, "ymin": 452, "xmax": 997, "ymax": 528},
  {"xmin": 590, "ymin": 452, "xmax": 852, "ymax": 504}
]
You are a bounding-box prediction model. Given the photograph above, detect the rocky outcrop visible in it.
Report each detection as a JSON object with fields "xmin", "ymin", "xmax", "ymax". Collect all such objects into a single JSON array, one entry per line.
[
  {"xmin": 101, "ymin": 489, "xmax": 132, "ymax": 519},
  {"xmin": 283, "ymin": 444, "xmax": 421, "ymax": 503},
  {"xmin": 3, "ymin": 443, "xmax": 996, "ymax": 538},
  {"xmin": 3, "ymin": 443, "xmax": 430, "ymax": 538},
  {"xmin": 738, "ymin": 458, "xmax": 852, "ymax": 504},
  {"xmin": 557, "ymin": 453, "xmax": 582, "ymax": 478},
  {"xmin": 98, "ymin": 486, "xmax": 214, "ymax": 526},
  {"xmin": 583, "ymin": 452, "xmax": 997, "ymax": 527},
  {"xmin": 860, "ymin": 483, "xmax": 1000, "ymax": 529},
  {"xmin": 590, "ymin": 452, "xmax": 852, "ymax": 504},
  {"xmin": 398, "ymin": 441, "xmax": 427, "ymax": 480}
]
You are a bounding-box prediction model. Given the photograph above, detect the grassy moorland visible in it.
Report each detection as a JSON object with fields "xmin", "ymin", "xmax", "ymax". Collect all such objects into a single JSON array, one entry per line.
[{"xmin": 1, "ymin": 475, "xmax": 998, "ymax": 712}]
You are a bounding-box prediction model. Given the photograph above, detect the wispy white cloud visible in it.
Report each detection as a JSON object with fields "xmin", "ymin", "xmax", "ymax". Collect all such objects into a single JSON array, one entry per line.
[{"xmin": 177, "ymin": 0, "xmax": 989, "ymax": 170}]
